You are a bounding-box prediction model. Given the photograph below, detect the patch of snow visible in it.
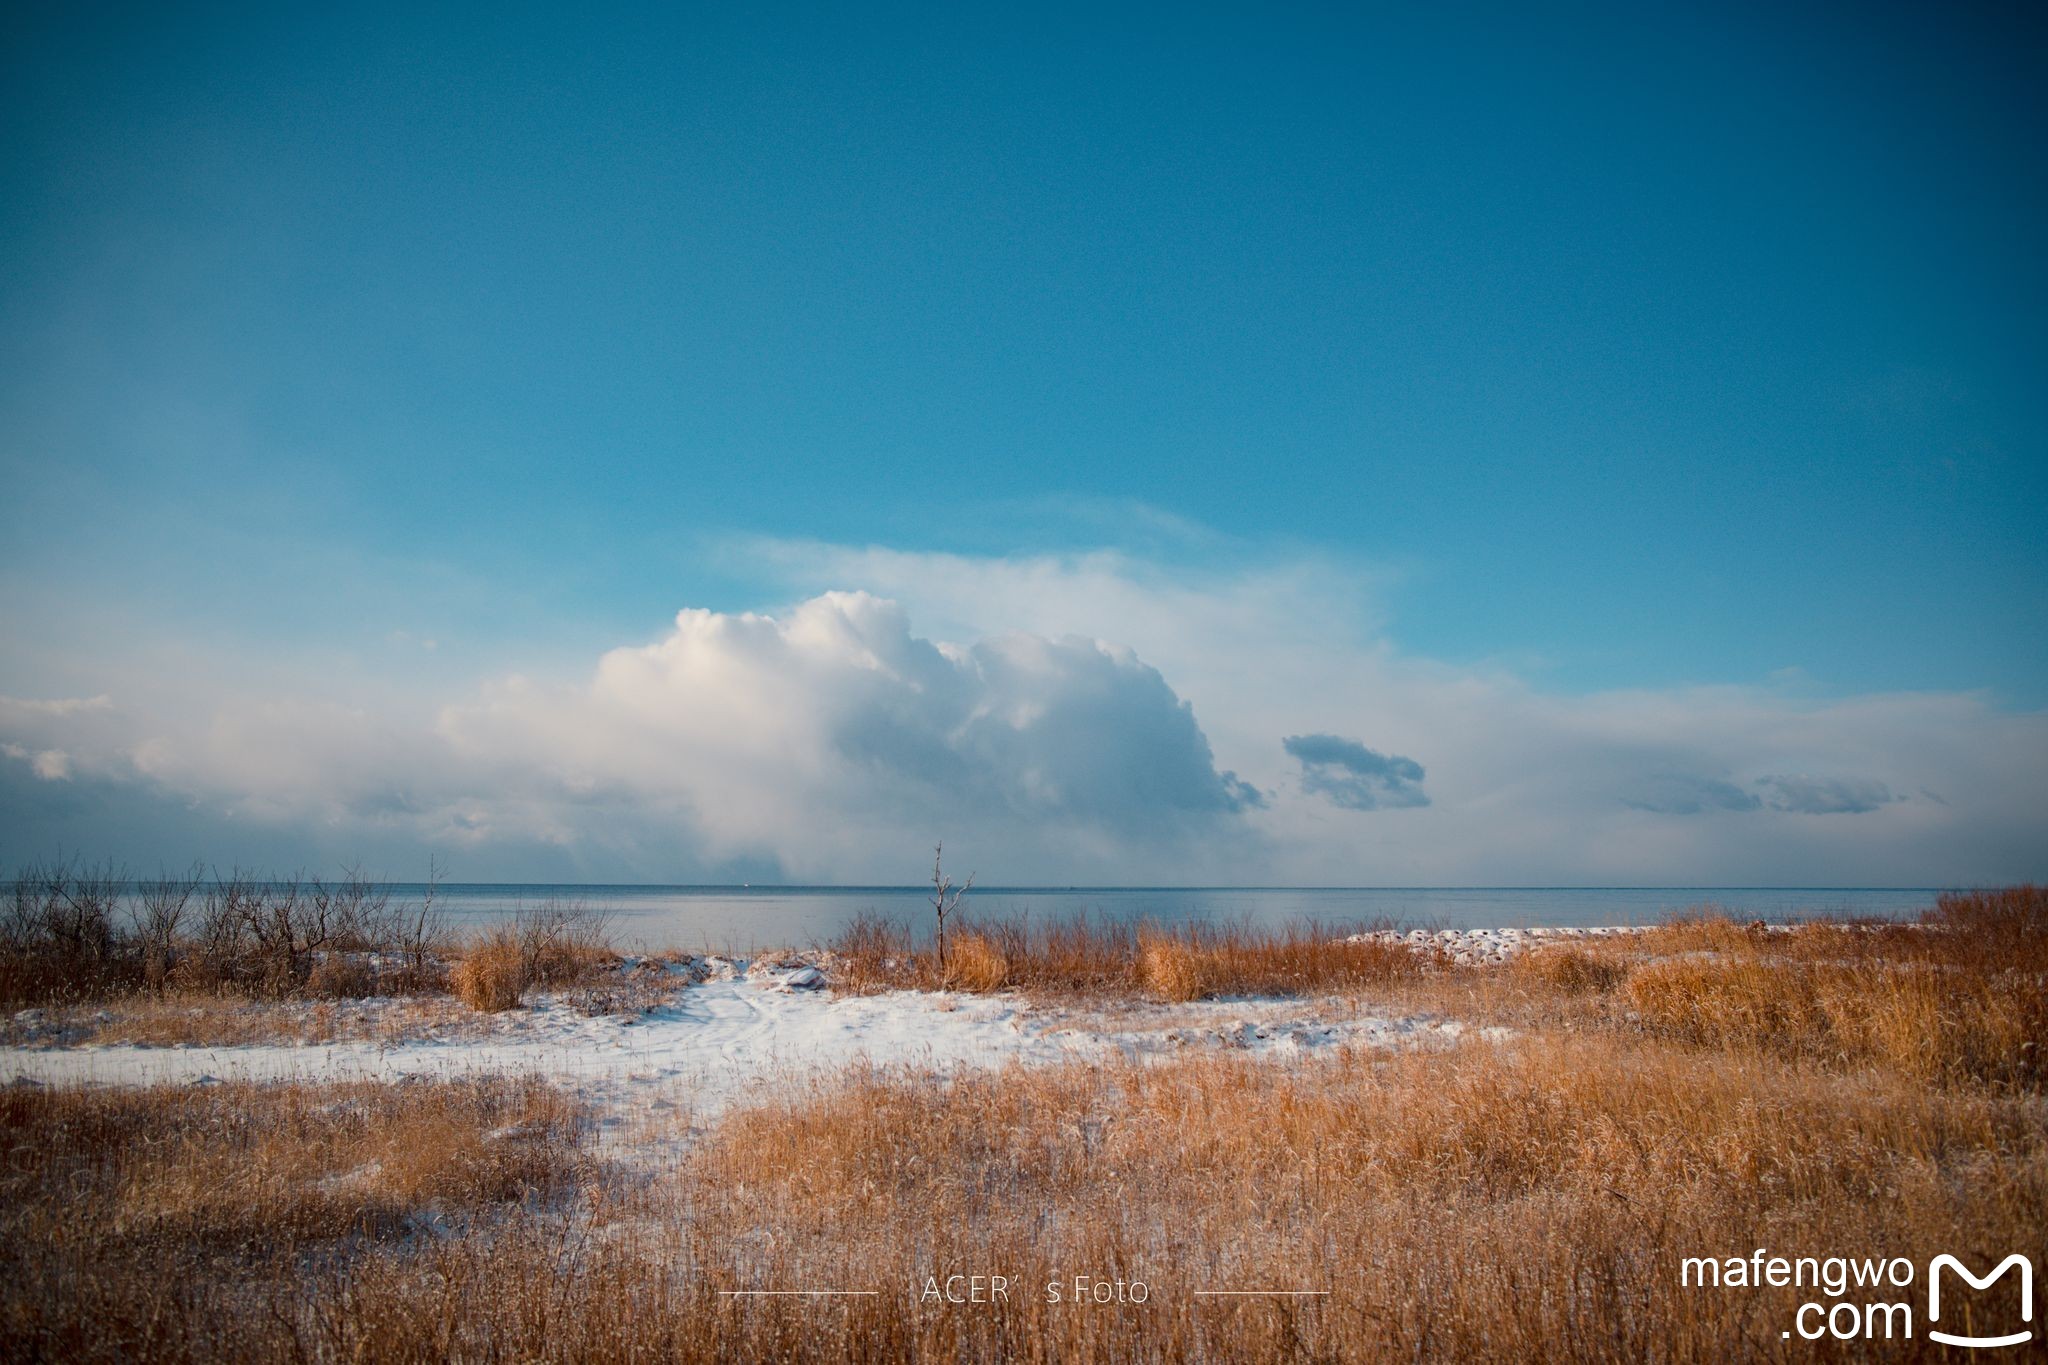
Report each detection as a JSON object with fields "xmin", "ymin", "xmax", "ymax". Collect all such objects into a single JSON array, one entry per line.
[
  {"xmin": 1347, "ymin": 924, "xmax": 1655, "ymax": 963},
  {"xmin": 0, "ymin": 975, "xmax": 1483, "ymax": 1158},
  {"xmin": 776, "ymin": 966, "xmax": 826, "ymax": 991}
]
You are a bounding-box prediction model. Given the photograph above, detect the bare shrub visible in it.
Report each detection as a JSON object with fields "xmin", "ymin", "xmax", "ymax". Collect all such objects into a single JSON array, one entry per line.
[
  {"xmin": 389, "ymin": 858, "xmax": 451, "ymax": 991},
  {"xmin": 828, "ymin": 910, "xmax": 913, "ymax": 993},
  {"xmin": 0, "ymin": 859, "xmax": 143, "ymax": 1003},
  {"xmin": 515, "ymin": 901, "xmax": 615, "ymax": 987},
  {"xmin": 131, "ymin": 865, "xmax": 199, "ymax": 993}
]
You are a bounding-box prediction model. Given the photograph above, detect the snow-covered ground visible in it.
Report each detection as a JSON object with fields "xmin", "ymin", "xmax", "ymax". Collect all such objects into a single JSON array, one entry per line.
[
  {"xmin": 0, "ymin": 963, "xmax": 1496, "ymax": 1158},
  {"xmin": 1348, "ymin": 924, "xmax": 1651, "ymax": 965}
]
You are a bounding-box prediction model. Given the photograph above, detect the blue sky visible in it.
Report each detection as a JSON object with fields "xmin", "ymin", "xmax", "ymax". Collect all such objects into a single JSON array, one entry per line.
[{"xmin": 2, "ymin": 2, "xmax": 2043, "ymax": 883}]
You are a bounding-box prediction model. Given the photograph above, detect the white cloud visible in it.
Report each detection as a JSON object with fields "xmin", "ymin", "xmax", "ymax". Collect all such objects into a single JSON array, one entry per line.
[
  {"xmin": 2, "ymin": 545, "xmax": 2044, "ymax": 885},
  {"xmin": 435, "ymin": 591, "xmax": 1260, "ymax": 880},
  {"xmin": 739, "ymin": 541, "xmax": 2048, "ymax": 886}
]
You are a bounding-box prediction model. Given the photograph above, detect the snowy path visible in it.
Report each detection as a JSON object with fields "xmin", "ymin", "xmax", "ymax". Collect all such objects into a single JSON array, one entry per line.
[
  {"xmin": 1, "ymin": 982, "xmax": 1061, "ymax": 1109},
  {"xmin": 0, "ymin": 977, "xmax": 1490, "ymax": 1156}
]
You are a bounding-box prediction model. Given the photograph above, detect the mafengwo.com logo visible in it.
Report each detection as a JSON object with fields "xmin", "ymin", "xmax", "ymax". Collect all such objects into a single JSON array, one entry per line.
[
  {"xmin": 1682, "ymin": 1250, "xmax": 2033, "ymax": 1347},
  {"xmin": 1929, "ymin": 1254, "xmax": 2033, "ymax": 1350}
]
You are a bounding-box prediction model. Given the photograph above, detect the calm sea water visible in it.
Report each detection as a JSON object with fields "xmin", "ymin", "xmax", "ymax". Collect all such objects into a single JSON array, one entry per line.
[{"xmin": 393, "ymin": 885, "xmax": 1945, "ymax": 950}]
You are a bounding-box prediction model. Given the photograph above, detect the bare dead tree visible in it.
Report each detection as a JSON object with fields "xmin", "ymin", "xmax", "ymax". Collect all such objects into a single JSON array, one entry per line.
[
  {"xmin": 395, "ymin": 855, "xmax": 449, "ymax": 988},
  {"xmin": 929, "ymin": 843, "xmax": 974, "ymax": 973}
]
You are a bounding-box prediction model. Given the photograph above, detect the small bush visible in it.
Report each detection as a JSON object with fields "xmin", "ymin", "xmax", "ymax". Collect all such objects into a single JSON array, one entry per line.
[
  {"xmin": 1140, "ymin": 934, "xmax": 1208, "ymax": 1001},
  {"xmin": 945, "ymin": 932, "xmax": 1010, "ymax": 991},
  {"xmin": 514, "ymin": 902, "xmax": 616, "ymax": 988},
  {"xmin": 829, "ymin": 911, "xmax": 914, "ymax": 994},
  {"xmin": 453, "ymin": 933, "xmax": 525, "ymax": 1012},
  {"xmin": 448, "ymin": 905, "xmax": 616, "ymax": 1013}
]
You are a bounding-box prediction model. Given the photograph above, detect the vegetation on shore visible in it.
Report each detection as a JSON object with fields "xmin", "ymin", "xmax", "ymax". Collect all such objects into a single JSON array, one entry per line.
[
  {"xmin": 1, "ymin": 861, "xmax": 618, "ymax": 1041},
  {"xmin": 0, "ymin": 885, "xmax": 2040, "ymax": 1360}
]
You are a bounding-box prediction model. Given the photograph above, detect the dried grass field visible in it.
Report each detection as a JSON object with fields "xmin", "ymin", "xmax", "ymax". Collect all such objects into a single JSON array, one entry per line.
[{"xmin": 1, "ymin": 880, "xmax": 2042, "ymax": 1362}]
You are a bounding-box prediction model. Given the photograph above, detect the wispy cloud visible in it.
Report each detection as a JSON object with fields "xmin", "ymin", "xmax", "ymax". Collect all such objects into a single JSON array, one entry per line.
[
  {"xmin": 1621, "ymin": 773, "xmax": 1762, "ymax": 815},
  {"xmin": 1283, "ymin": 734, "xmax": 1429, "ymax": 811},
  {"xmin": 1756, "ymin": 774, "xmax": 1899, "ymax": 815}
]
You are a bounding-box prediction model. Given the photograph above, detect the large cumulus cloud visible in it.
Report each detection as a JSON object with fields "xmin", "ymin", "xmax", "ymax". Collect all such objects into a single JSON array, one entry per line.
[
  {"xmin": 0, "ymin": 590, "xmax": 1263, "ymax": 881},
  {"xmin": 435, "ymin": 592, "xmax": 1261, "ymax": 877}
]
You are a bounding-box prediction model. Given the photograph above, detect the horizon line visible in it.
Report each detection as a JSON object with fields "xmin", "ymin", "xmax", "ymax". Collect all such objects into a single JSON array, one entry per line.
[{"xmin": 17, "ymin": 881, "xmax": 1946, "ymax": 893}]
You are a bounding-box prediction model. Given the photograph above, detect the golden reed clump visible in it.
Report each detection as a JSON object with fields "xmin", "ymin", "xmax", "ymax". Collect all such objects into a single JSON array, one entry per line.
[
  {"xmin": 450, "ymin": 904, "xmax": 617, "ymax": 1012},
  {"xmin": 1138, "ymin": 932, "xmax": 1208, "ymax": 1001},
  {"xmin": 945, "ymin": 931, "xmax": 1012, "ymax": 991},
  {"xmin": 452, "ymin": 931, "xmax": 526, "ymax": 1012}
]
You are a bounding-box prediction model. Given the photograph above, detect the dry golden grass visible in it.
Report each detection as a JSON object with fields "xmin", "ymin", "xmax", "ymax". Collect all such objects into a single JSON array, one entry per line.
[
  {"xmin": 0, "ymin": 1074, "xmax": 586, "ymax": 1365},
  {"xmin": 837, "ymin": 912, "xmax": 1439, "ymax": 1001},
  {"xmin": 4, "ymin": 1028, "xmax": 2038, "ymax": 1361},
  {"xmin": 1, "ymin": 992, "xmax": 517, "ymax": 1050},
  {"xmin": 452, "ymin": 930, "xmax": 526, "ymax": 1012},
  {"xmin": 1139, "ymin": 931, "xmax": 1207, "ymax": 1001},
  {"xmin": 450, "ymin": 904, "xmax": 618, "ymax": 1012},
  {"xmin": 1625, "ymin": 952, "xmax": 2040, "ymax": 1086},
  {"xmin": 1608, "ymin": 890, "xmax": 2048, "ymax": 1088},
  {"xmin": 832, "ymin": 910, "xmax": 1142, "ymax": 995},
  {"xmin": 1509, "ymin": 943, "xmax": 1630, "ymax": 995},
  {"xmin": 1, "ymin": 887, "xmax": 2041, "ymax": 1361},
  {"xmin": 304, "ymin": 952, "xmax": 378, "ymax": 998},
  {"xmin": 1, "ymin": 1077, "xmax": 581, "ymax": 1232},
  {"xmin": 945, "ymin": 930, "xmax": 1012, "ymax": 991}
]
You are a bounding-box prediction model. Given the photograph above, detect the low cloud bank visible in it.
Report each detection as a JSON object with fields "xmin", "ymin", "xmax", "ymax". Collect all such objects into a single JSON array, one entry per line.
[
  {"xmin": 2, "ymin": 547, "xmax": 2045, "ymax": 885},
  {"xmin": 0, "ymin": 592, "xmax": 1261, "ymax": 882},
  {"xmin": 1622, "ymin": 771, "xmax": 1901, "ymax": 817}
]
